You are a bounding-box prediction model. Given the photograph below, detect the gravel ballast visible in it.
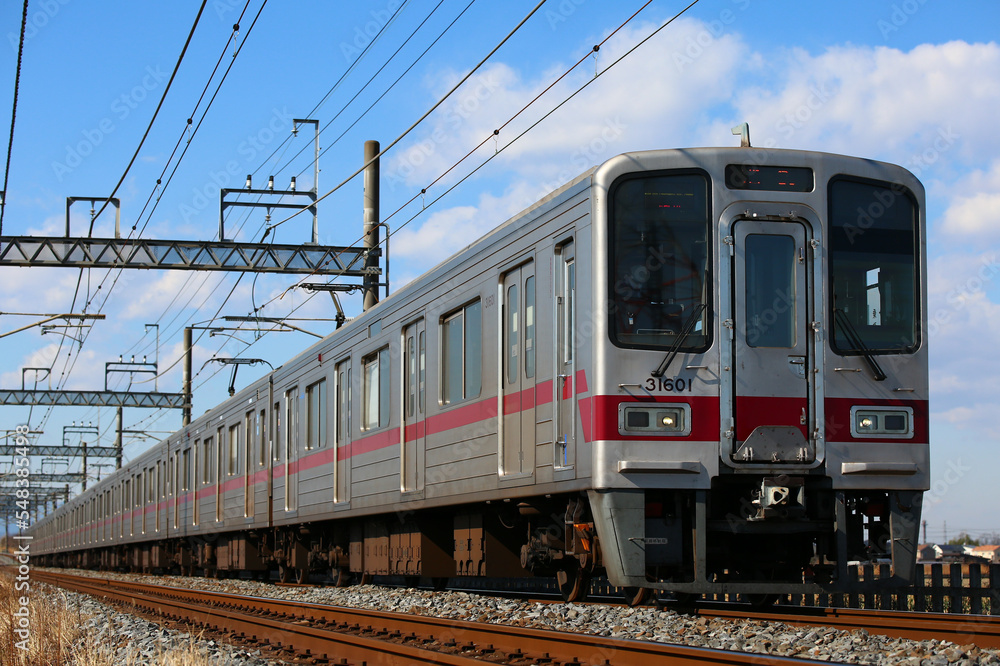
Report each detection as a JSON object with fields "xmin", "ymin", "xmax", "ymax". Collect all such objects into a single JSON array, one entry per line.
[{"xmin": 46, "ymin": 569, "xmax": 1000, "ymax": 665}]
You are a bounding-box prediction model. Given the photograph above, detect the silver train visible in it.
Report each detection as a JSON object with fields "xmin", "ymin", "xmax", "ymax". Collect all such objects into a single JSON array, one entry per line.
[{"xmin": 30, "ymin": 145, "xmax": 929, "ymax": 604}]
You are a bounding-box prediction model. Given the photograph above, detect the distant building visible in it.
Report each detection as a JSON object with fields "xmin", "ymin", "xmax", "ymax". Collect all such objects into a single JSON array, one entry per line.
[
  {"xmin": 970, "ymin": 544, "xmax": 1000, "ymax": 564},
  {"xmin": 917, "ymin": 544, "xmax": 937, "ymax": 562},
  {"xmin": 932, "ymin": 544, "xmax": 966, "ymax": 562}
]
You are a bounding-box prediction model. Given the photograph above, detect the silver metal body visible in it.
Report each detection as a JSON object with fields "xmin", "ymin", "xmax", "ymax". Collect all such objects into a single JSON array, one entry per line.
[{"xmin": 31, "ymin": 147, "xmax": 928, "ymax": 596}]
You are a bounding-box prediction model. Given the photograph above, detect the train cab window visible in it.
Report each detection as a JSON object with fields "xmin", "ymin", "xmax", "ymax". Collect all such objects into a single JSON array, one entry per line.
[
  {"xmin": 608, "ymin": 171, "xmax": 711, "ymax": 350},
  {"xmin": 828, "ymin": 178, "xmax": 918, "ymax": 354},
  {"xmin": 441, "ymin": 300, "xmax": 482, "ymax": 404},
  {"xmin": 363, "ymin": 348, "xmax": 390, "ymax": 429}
]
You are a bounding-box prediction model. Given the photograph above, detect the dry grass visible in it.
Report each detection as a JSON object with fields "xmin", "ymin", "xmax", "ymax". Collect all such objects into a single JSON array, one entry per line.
[
  {"xmin": 0, "ymin": 569, "xmax": 83, "ymax": 665},
  {"xmin": 0, "ymin": 569, "xmax": 229, "ymax": 665}
]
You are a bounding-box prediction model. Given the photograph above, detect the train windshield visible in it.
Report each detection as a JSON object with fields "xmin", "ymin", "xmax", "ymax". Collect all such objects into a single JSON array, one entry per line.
[
  {"xmin": 828, "ymin": 178, "xmax": 919, "ymax": 354},
  {"xmin": 609, "ymin": 171, "xmax": 711, "ymax": 350}
]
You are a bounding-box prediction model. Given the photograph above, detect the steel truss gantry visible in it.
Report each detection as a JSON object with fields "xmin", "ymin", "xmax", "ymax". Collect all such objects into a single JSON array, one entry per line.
[
  {"xmin": 0, "ymin": 445, "xmax": 119, "ymax": 457},
  {"xmin": 0, "ymin": 389, "xmax": 186, "ymax": 408},
  {"xmin": 0, "ymin": 236, "xmax": 381, "ymax": 277}
]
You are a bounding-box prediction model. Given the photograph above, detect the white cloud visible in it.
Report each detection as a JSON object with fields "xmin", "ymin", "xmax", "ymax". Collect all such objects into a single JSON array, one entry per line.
[
  {"xmin": 940, "ymin": 159, "xmax": 1000, "ymax": 238},
  {"xmin": 0, "ymin": 342, "xmax": 103, "ymax": 392},
  {"xmin": 385, "ymin": 17, "xmax": 749, "ymax": 193},
  {"xmin": 392, "ymin": 204, "xmax": 482, "ymax": 267},
  {"xmin": 119, "ymin": 270, "xmax": 230, "ymax": 321}
]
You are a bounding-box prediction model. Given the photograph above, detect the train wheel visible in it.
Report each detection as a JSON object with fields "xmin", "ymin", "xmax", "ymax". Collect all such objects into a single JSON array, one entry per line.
[
  {"xmin": 331, "ymin": 567, "xmax": 352, "ymax": 587},
  {"xmin": 278, "ymin": 563, "xmax": 292, "ymax": 584},
  {"xmin": 621, "ymin": 586, "xmax": 651, "ymax": 607},
  {"xmin": 556, "ymin": 564, "xmax": 591, "ymax": 603},
  {"xmin": 359, "ymin": 572, "xmax": 373, "ymax": 585},
  {"xmin": 295, "ymin": 567, "xmax": 309, "ymax": 584}
]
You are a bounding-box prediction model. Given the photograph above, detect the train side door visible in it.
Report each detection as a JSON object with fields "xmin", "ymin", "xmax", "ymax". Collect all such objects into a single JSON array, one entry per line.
[
  {"xmin": 555, "ymin": 243, "xmax": 576, "ymax": 471},
  {"xmin": 501, "ymin": 263, "xmax": 536, "ymax": 477},
  {"xmin": 730, "ymin": 219, "xmax": 813, "ymax": 464},
  {"xmin": 402, "ymin": 321, "xmax": 425, "ymax": 492}
]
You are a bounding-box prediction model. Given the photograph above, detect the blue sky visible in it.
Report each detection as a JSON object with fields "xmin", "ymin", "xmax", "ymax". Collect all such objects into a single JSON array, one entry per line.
[{"xmin": 0, "ymin": 0, "xmax": 998, "ymax": 544}]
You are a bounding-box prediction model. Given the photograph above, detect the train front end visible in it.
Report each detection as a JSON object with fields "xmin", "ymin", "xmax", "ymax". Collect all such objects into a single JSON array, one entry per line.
[{"xmin": 587, "ymin": 146, "xmax": 928, "ymax": 598}]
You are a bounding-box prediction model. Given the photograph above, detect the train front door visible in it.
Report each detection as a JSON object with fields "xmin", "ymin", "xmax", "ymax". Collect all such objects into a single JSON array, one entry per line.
[
  {"xmin": 501, "ymin": 262, "xmax": 536, "ymax": 477},
  {"xmin": 730, "ymin": 219, "xmax": 814, "ymax": 464}
]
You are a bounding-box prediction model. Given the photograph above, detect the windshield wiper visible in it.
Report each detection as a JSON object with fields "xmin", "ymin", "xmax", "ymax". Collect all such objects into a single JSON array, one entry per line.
[
  {"xmin": 833, "ymin": 308, "xmax": 886, "ymax": 381},
  {"xmin": 652, "ymin": 303, "xmax": 707, "ymax": 377}
]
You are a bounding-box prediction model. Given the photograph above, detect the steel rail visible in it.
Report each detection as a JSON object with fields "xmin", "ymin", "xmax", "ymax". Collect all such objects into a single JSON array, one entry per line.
[
  {"xmin": 32, "ymin": 570, "xmax": 482, "ymax": 665},
  {"xmin": 692, "ymin": 603, "xmax": 1000, "ymax": 649},
  {"xmin": 33, "ymin": 570, "xmax": 823, "ymax": 665}
]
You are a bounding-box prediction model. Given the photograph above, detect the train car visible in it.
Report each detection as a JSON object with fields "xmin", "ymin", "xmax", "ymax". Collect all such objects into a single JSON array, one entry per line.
[{"xmin": 30, "ymin": 140, "xmax": 928, "ymax": 604}]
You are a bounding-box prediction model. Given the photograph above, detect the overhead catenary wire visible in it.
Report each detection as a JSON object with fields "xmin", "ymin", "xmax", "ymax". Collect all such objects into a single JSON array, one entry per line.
[
  {"xmin": 123, "ymin": 0, "xmax": 549, "ymax": 394},
  {"xmin": 245, "ymin": 0, "xmax": 412, "ymax": 187},
  {"xmin": 0, "ymin": 0, "xmax": 29, "ymax": 235},
  {"xmin": 72, "ymin": 2, "xmax": 265, "ymax": 395},
  {"xmin": 277, "ymin": 0, "xmax": 458, "ymax": 179},
  {"xmin": 288, "ymin": 0, "xmax": 478, "ymax": 179},
  {"xmin": 48, "ymin": 0, "xmax": 702, "ymax": 481},
  {"xmin": 195, "ymin": 0, "xmax": 696, "ymax": 342},
  {"xmin": 30, "ymin": 1, "xmax": 252, "ymax": 438},
  {"xmin": 252, "ymin": 0, "xmax": 694, "ymax": 311},
  {"xmin": 86, "ymin": 2, "xmax": 267, "ymax": 326},
  {"xmin": 205, "ymin": 0, "xmax": 694, "ymax": 367},
  {"xmin": 89, "ymin": 0, "xmax": 208, "ymax": 231},
  {"xmin": 265, "ymin": 0, "xmax": 549, "ymax": 235}
]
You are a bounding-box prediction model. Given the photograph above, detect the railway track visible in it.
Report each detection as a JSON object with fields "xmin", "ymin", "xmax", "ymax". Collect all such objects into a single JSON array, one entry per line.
[
  {"xmin": 32, "ymin": 570, "xmax": 826, "ymax": 665},
  {"xmin": 688, "ymin": 602, "xmax": 1000, "ymax": 650}
]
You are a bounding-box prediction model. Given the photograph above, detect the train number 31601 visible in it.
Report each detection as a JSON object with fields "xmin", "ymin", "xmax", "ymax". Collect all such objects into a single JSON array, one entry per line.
[{"xmin": 644, "ymin": 377, "xmax": 693, "ymax": 392}]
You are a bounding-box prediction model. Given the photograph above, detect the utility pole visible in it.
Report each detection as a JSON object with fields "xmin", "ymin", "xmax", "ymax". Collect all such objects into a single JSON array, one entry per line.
[
  {"xmin": 363, "ymin": 139, "xmax": 380, "ymax": 312},
  {"xmin": 183, "ymin": 327, "xmax": 192, "ymax": 426},
  {"xmin": 115, "ymin": 407, "xmax": 123, "ymax": 469}
]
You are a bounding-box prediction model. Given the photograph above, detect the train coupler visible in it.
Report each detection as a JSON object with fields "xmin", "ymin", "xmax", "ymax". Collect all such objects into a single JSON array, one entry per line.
[{"xmin": 749, "ymin": 476, "xmax": 806, "ymax": 521}]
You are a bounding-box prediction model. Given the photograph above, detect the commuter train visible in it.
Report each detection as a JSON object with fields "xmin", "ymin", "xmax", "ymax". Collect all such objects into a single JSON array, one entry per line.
[{"xmin": 29, "ymin": 142, "xmax": 928, "ymax": 605}]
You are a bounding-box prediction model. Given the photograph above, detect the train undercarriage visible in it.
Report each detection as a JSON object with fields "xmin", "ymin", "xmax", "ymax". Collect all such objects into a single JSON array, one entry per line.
[{"xmin": 40, "ymin": 480, "xmax": 922, "ymax": 607}]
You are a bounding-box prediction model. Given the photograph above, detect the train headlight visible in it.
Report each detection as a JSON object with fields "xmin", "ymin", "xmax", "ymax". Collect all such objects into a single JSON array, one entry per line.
[
  {"xmin": 619, "ymin": 405, "xmax": 690, "ymax": 436},
  {"xmin": 850, "ymin": 407, "xmax": 913, "ymax": 438}
]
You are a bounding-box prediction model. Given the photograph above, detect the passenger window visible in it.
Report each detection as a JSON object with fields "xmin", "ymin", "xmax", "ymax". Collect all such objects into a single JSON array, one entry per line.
[
  {"xmin": 306, "ymin": 378, "xmax": 327, "ymax": 449},
  {"xmin": 363, "ymin": 348, "xmax": 390, "ymax": 429},
  {"xmin": 442, "ymin": 300, "xmax": 482, "ymax": 404}
]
